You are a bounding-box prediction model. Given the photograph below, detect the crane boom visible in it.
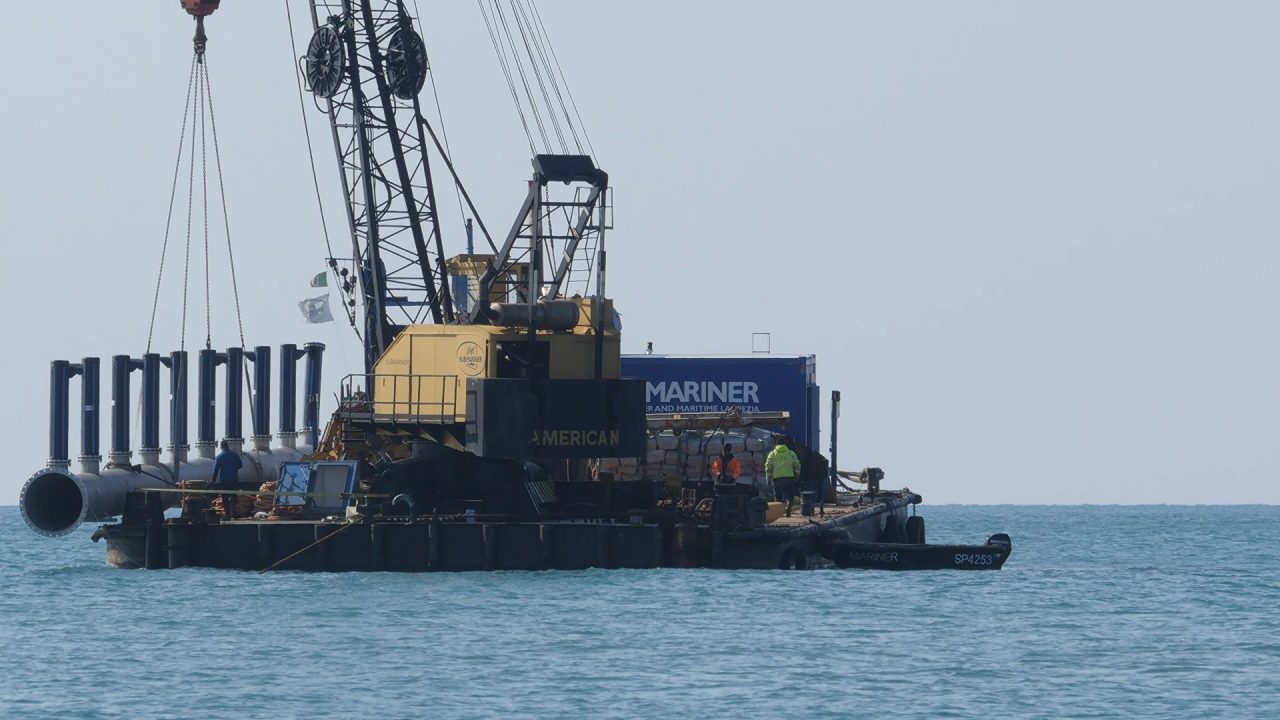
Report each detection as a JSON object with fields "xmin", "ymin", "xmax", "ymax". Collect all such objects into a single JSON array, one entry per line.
[{"xmin": 305, "ymin": 0, "xmax": 452, "ymax": 371}]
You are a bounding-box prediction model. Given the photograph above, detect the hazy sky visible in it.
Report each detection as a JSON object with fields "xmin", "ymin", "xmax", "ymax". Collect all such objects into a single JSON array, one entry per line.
[{"xmin": 1, "ymin": 2, "xmax": 1276, "ymax": 505}]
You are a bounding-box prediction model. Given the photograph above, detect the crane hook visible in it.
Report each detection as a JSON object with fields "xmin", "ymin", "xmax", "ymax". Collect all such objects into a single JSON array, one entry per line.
[{"xmin": 181, "ymin": 0, "xmax": 221, "ymax": 56}]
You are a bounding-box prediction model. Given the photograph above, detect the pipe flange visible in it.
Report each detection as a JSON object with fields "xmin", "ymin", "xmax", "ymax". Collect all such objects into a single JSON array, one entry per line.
[{"xmin": 19, "ymin": 467, "xmax": 88, "ymax": 538}]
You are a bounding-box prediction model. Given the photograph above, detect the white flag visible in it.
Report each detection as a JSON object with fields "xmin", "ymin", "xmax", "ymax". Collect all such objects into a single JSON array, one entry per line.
[{"xmin": 299, "ymin": 295, "xmax": 334, "ymax": 324}]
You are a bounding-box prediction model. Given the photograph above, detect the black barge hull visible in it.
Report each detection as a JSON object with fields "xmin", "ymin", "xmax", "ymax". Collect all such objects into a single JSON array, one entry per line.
[{"xmin": 98, "ymin": 493, "xmax": 924, "ymax": 572}]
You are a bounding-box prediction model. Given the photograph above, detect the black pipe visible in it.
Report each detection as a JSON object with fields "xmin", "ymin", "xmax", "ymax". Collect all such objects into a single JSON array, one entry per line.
[
  {"xmin": 593, "ymin": 252, "xmax": 607, "ymax": 379},
  {"xmin": 827, "ymin": 389, "xmax": 841, "ymax": 514},
  {"xmin": 197, "ymin": 349, "xmax": 218, "ymax": 446},
  {"xmin": 110, "ymin": 355, "xmax": 135, "ymax": 456},
  {"xmin": 829, "ymin": 390, "xmax": 840, "ymax": 489},
  {"xmin": 280, "ymin": 344, "xmax": 299, "ymax": 434},
  {"xmin": 81, "ymin": 357, "xmax": 100, "ymax": 460},
  {"xmin": 140, "ymin": 353, "xmax": 162, "ymax": 453},
  {"xmin": 250, "ymin": 345, "xmax": 271, "ymax": 438},
  {"xmin": 48, "ymin": 361, "xmax": 72, "ymax": 465},
  {"xmin": 168, "ymin": 351, "xmax": 189, "ymax": 451},
  {"xmin": 225, "ymin": 346, "xmax": 244, "ymax": 441},
  {"xmin": 302, "ymin": 342, "xmax": 325, "ymax": 435},
  {"xmin": 392, "ymin": 493, "xmax": 417, "ymax": 523}
]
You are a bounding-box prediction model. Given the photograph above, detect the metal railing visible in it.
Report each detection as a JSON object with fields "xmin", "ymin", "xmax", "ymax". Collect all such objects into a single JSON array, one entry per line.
[{"xmin": 338, "ymin": 373, "xmax": 461, "ymax": 423}]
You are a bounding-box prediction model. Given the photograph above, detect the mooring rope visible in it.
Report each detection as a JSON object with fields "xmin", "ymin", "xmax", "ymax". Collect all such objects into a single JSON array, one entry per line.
[{"xmin": 258, "ymin": 518, "xmax": 363, "ymax": 574}]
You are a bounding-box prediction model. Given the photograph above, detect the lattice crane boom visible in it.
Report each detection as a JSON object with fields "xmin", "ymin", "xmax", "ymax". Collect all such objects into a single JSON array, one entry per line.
[{"xmin": 304, "ymin": 0, "xmax": 451, "ymax": 372}]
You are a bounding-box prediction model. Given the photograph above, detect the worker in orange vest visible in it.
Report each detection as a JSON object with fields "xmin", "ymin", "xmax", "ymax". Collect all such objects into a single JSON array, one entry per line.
[{"xmin": 710, "ymin": 444, "xmax": 742, "ymax": 484}]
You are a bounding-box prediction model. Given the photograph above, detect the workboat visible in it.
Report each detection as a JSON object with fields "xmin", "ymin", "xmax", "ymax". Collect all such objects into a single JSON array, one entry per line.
[
  {"xmin": 821, "ymin": 534, "xmax": 1013, "ymax": 571},
  {"xmin": 18, "ymin": 0, "xmax": 1011, "ymax": 573}
]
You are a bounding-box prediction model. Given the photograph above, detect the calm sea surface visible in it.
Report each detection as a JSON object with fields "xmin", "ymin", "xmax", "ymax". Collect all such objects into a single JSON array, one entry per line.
[{"xmin": 1, "ymin": 505, "xmax": 1277, "ymax": 719}]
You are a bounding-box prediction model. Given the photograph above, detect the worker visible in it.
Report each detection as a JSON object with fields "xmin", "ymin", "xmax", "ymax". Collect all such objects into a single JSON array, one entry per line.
[
  {"xmin": 765, "ymin": 438, "xmax": 802, "ymax": 516},
  {"xmin": 710, "ymin": 444, "xmax": 743, "ymax": 484},
  {"xmin": 210, "ymin": 439, "xmax": 244, "ymax": 520}
]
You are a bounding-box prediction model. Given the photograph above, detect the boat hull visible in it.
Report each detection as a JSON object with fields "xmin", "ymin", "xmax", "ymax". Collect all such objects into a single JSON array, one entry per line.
[
  {"xmin": 98, "ymin": 493, "xmax": 925, "ymax": 572},
  {"xmin": 821, "ymin": 535, "xmax": 1012, "ymax": 571}
]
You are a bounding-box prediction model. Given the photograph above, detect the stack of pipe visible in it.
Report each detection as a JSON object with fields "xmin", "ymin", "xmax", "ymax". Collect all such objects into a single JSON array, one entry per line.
[{"xmin": 19, "ymin": 343, "xmax": 326, "ymax": 537}]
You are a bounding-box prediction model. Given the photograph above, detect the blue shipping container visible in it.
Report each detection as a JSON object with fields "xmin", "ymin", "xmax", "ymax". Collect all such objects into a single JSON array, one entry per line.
[{"xmin": 620, "ymin": 355, "xmax": 820, "ymax": 451}]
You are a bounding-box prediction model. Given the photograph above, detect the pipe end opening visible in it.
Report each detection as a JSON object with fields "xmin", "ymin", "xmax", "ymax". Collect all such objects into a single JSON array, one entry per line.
[{"xmin": 19, "ymin": 470, "xmax": 87, "ymax": 537}]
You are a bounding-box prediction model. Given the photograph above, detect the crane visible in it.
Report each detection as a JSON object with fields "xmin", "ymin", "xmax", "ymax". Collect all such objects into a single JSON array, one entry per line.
[
  {"xmin": 169, "ymin": 0, "xmax": 640, "ymax": 522},
  {"xmin": 297, "ymin": 0, "xmax": 612, "ymax": 376},
  {"xmin": 290, "ymin": 0, "xmax": 635, "ymax": 475}
]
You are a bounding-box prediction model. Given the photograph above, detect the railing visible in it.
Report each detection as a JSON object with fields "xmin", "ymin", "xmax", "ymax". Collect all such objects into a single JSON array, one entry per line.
[{"xmin": 338, "ymin": 373, "xmax": 461, "ymax": 423}]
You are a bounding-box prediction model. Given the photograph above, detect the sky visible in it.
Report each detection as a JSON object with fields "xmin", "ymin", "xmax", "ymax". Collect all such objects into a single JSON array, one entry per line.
[{"xmin": 1, "ymin": 1, "xmax": 1276, "ymax": 505}]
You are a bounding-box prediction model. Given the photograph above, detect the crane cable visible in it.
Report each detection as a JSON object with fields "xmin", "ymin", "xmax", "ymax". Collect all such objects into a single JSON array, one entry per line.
[
  {"xmin": 528, "ymin": 0, "xmax": 596, "ymax": 160},
  {"xmin": 284, "ymin": 0, "xmax": 362, "ymax": 341},
  {"xmin": 146, "ymin": 51, "xmax": 247, "ymax": 351},
  {"xmin": 200, "ymin": 52, "xmax": 258, "ymax": 428},
  {"xmin": 475, "ymin": 1, "xmax": 594, "ymax": 161},
  {"xmin": 492, "ymin": 1, "xmax": 553, "ymax": 152},
  {"xmin": 201, "ymin": 59, "xmax": 247, "ymax": 351},
  {"xmin": 478, "ymin": 0, "xmax": 537, "ymax": 155},
  {"xmin": 509, "ymin": 0, "xmax": 571, "ymax": 154},
  {"xmin": 179, "ymin": 60, "xmax": 200, "ymax": 353},
  {"xmin": 145, "ymin": 56, "xmax": 199, "ymax": 355},
  {"xmin": 411, "ymin": 0, "xmax": 471, "ymax": 240},
  {"xmin": 144, "ymin": 35, "xmax": 256, "ymax": 431}
]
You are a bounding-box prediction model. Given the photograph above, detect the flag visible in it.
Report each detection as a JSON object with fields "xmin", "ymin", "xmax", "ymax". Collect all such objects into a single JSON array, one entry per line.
[
  {"xmin": 310, "ymin": 271, "xmax": 328, "ymax": 288},
  {"xmin": 299, "ymin": 295, "xmax": 334, "ymax": 324}
]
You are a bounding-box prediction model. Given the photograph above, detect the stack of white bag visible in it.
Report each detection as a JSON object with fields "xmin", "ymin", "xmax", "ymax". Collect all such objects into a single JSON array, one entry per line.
[{"xmin": 593, "ymin": 428, "xmax": 779, "ymax": 490}]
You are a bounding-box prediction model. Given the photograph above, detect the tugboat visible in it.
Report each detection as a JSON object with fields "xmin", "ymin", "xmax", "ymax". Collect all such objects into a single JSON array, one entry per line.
[{"xmin": 18, "ymin": 0, "xmax": 1008, "ymax": 572}]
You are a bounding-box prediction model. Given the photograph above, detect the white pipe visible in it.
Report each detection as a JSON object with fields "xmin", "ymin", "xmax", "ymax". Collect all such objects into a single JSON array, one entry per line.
[{"xmin": 19, "ymin": 440, "xmax": 313, "ymax": 537}]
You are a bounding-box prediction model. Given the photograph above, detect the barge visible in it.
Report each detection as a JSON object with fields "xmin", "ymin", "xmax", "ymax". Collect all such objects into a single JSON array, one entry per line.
[
  {"xmin": 19, "ymin": 0, "xmax": 1010, "ymax": 572},
  {"xmin": 94, "ymin": 486, "xmax": 925, "ymax": 572}
]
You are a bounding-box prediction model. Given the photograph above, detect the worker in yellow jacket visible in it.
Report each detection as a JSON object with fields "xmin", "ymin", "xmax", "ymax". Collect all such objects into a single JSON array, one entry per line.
[{"xmin": 765, "ymin": 440, "xmax": 802, "ymax": 516}]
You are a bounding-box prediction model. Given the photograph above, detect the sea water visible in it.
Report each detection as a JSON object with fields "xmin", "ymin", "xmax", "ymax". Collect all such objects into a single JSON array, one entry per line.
[{"xmin": 1, "ymin": 505, "xmax": 1277, "ymax": 719}]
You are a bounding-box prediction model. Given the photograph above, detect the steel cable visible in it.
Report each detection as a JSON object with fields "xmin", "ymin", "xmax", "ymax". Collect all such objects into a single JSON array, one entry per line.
[
  {"xmin": 201, "ymin": 57, "xmax": 257, "ymax": 429},
  {"xmin": 180, "ymin": 61, "xmax": 201, "ymax": 353},
  {"xmin": 529, "ymin": 0, "xmax": 596, "ymax": 159},
  {"xmin": 478, "ymin": 0, "xmax": 537, "ymax": 154},
  {"xmin": 284, "ymin": 0, "xmax": 362, "ymax": 339},
  {"xmin": 510, "ymin": 0, "xmax": 567, "ymax": 153},
  {"xmin": 200, "ymin": 57, "xmax": 212, "ymax": 351},
  {"xmin": 200, "ymin": 60, "xmax": 246, "ymax": 351},
  {"xmin": 520, "ymin": 0, "xmax": 584, "ymax": 155},
  {"xmin": 411, "ymin": 0, "xmax": 470, "ymax": 243},
  {"xmin": 512, "ymin": 0, "xmax": 577, "ymax": 154},
  {"xmin": 493, "ymin": 0, "xmax": 551, "ymax": 151},
  {"xmin": 145, "ymin": 56, "xmax": 200, "ymax": 354}
]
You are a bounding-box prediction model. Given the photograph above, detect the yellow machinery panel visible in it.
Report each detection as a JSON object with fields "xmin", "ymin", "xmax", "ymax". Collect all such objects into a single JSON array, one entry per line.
[{"xmin": 370, "ymin": 299, "xmax": 621, "ymax": 423}]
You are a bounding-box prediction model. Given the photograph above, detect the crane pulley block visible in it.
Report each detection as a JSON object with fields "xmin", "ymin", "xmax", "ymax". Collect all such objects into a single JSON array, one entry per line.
[{"xmin": 181, "ymin": 0, "xmax": 220, "ymax": 18}]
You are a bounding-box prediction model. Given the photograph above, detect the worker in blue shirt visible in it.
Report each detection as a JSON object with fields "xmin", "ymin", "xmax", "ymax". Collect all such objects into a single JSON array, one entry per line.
[{"xmin": 210, "ymin": 439, "xmax": 244, "ymax": 520}]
